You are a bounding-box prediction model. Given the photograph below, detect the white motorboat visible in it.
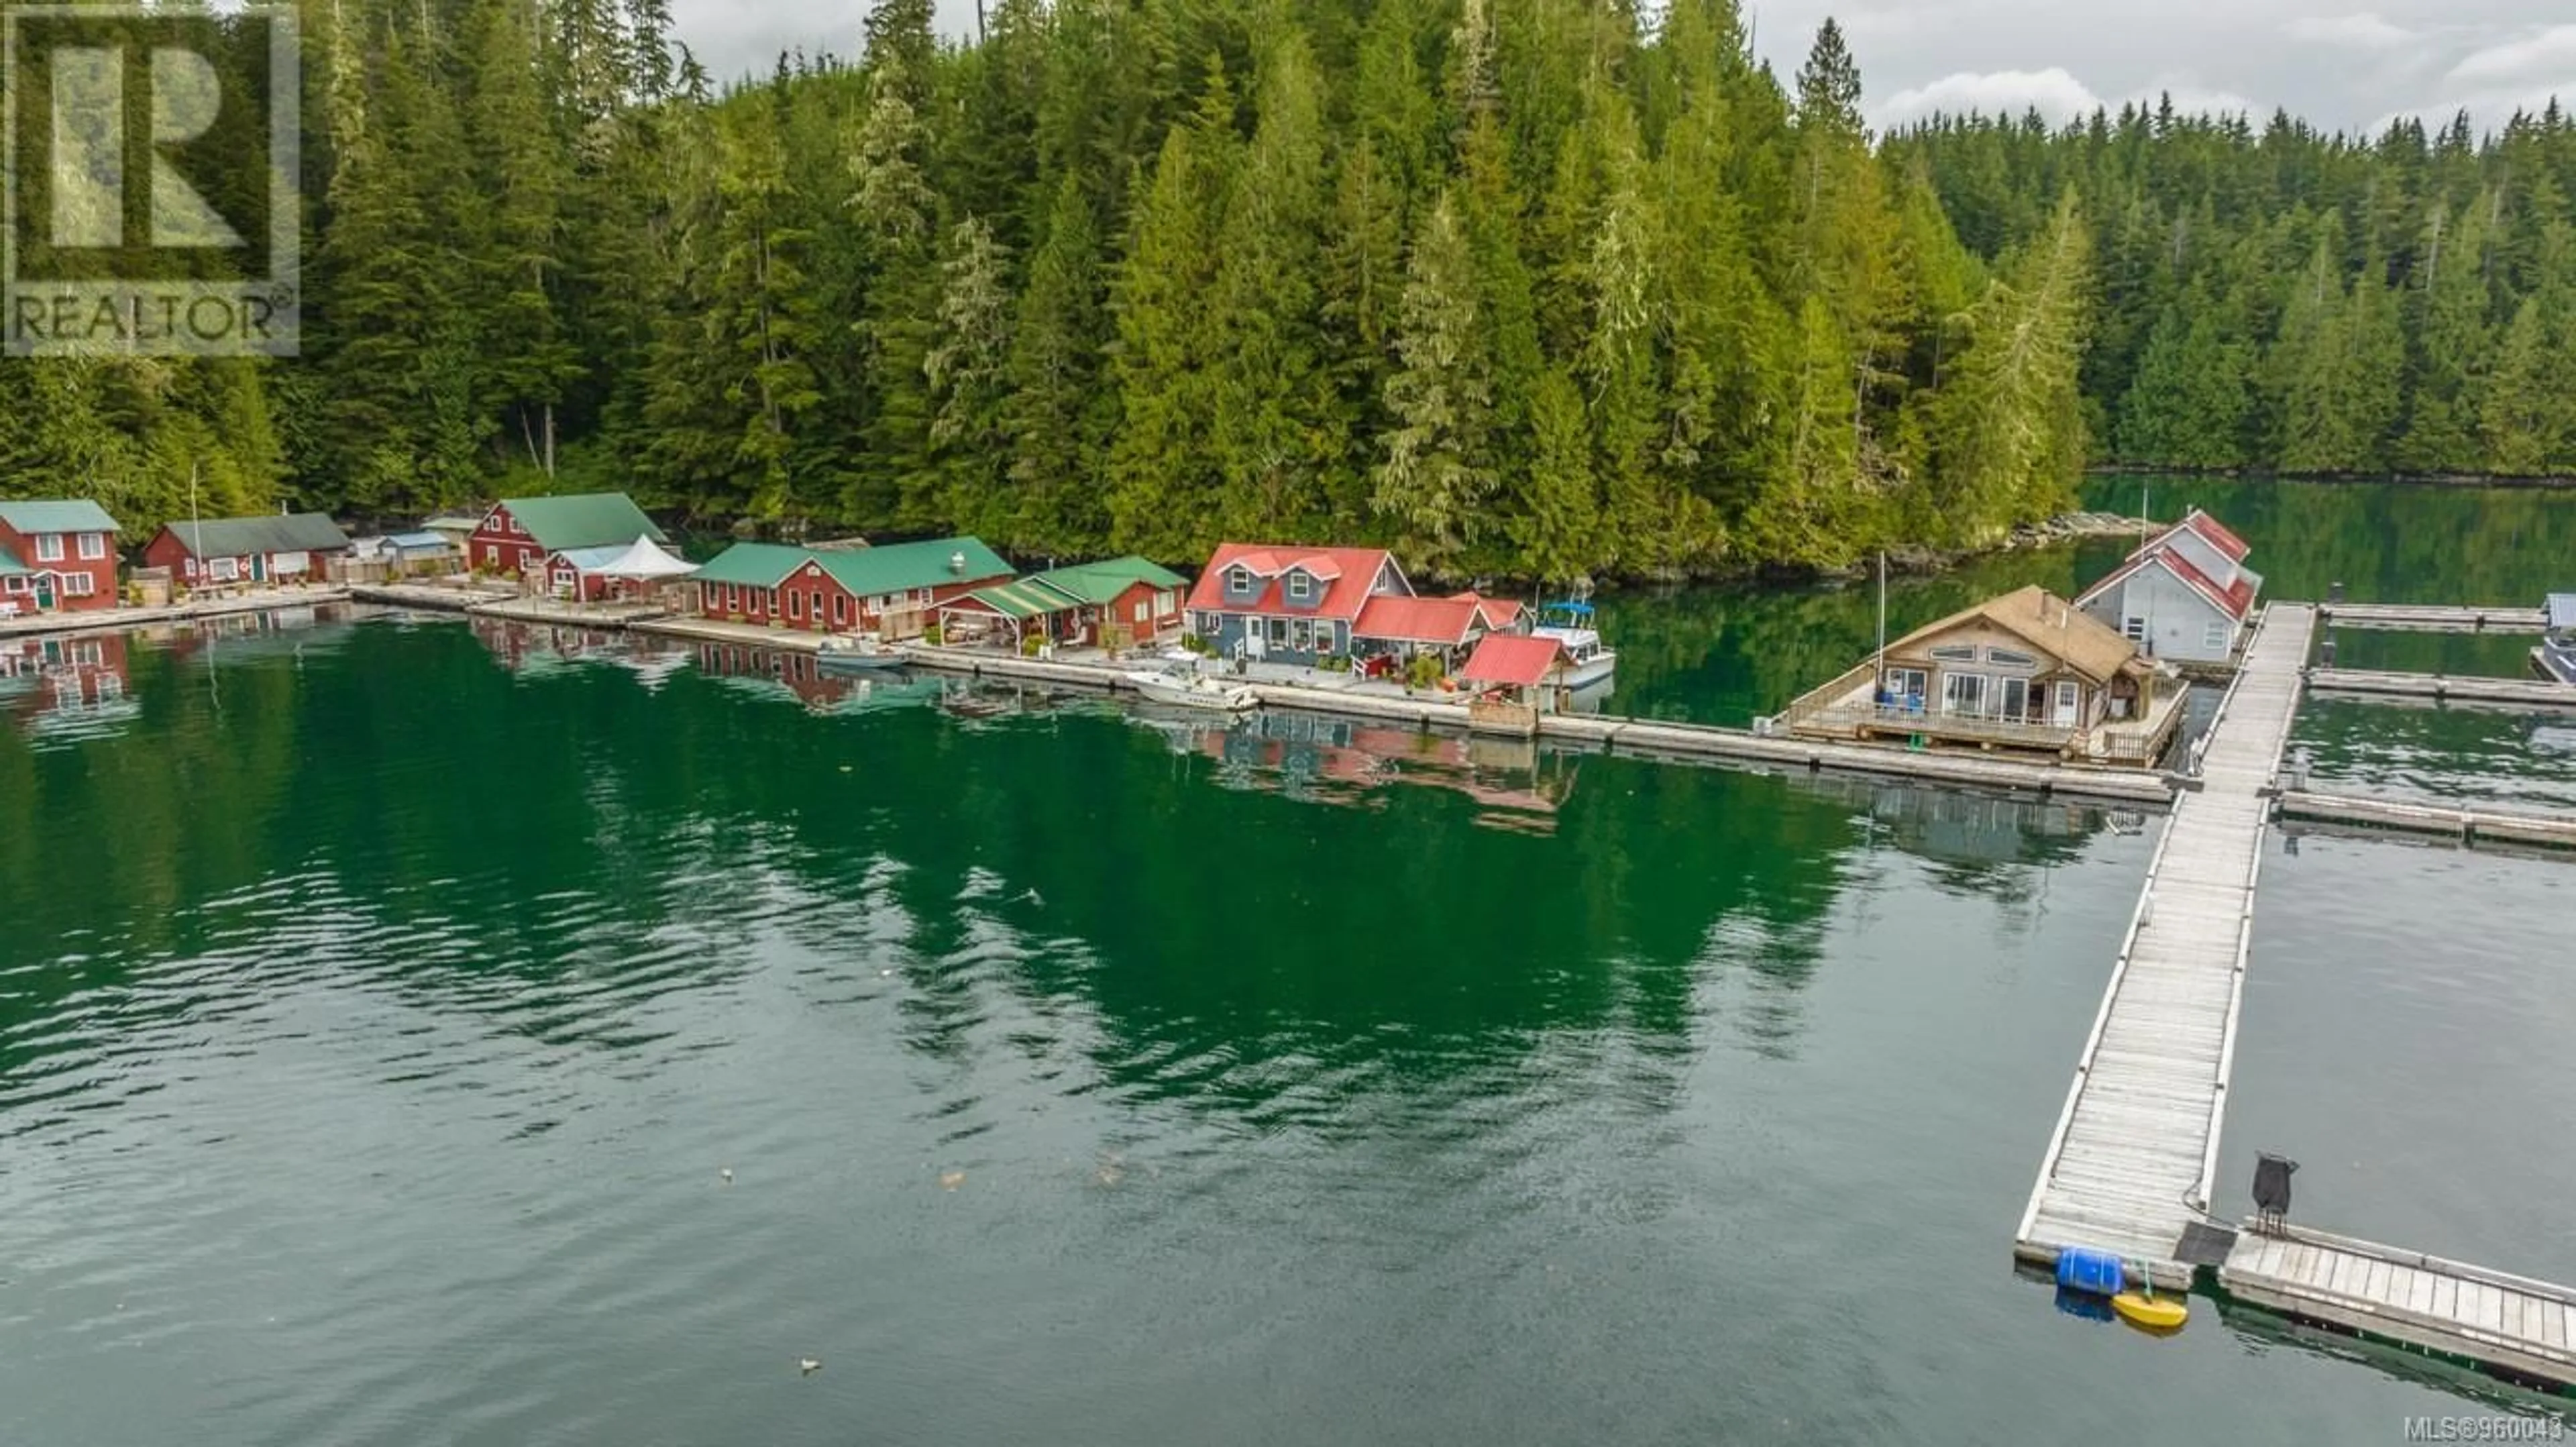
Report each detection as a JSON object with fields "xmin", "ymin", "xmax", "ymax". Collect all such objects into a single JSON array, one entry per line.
[
  {"xmin": 1532, "ymin": 600, "xmax": 1617, "ymax": 688},
  {"xmin": 1127, "ymin": 667, "xmax": 1258, "ymax": 713},
  {"xmin": 818, "ymin": 635, "xmax": 908, "ymax": 672}
]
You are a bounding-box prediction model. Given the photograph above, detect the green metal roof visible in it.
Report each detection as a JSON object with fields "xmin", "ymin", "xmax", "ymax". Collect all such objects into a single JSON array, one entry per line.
[
  {"xmin": 692, "ymin": 536, "xmax": 1010, "ymax": 598},
  {"xmin": 160, "ymin": 513, "xmax": 350, "ymax": 557},
  {"xmin": 0, "ymin": 542, "xmax": 26, "ymax": 576},
  {"xmin": 692, "ymin": 541, "xmax": 813, "ymax": 589},
  {"xmin": 501, "ymin": 493, "xmax": 666, "ymax": 551},
  {"xmin": 958, "ymin": 579, "xmax": 1081, "ymax": 621},
  {"xmin": 0, "ymin": 498, "xmax": 118, "ymax": 535},
  {"xmin": 1029, "ymin": 555, "xmax": 1185, "ymax": 605},
  {"xmin": 811, "ymin": 537, "xmax": 1011, "ymax": 598}
]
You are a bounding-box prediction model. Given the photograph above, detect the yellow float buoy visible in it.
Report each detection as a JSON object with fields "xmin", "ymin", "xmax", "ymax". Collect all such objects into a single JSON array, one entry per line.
[{"xmin": 2112, "ymin": 1290, "xmax": 2189, "ymax": 1332}]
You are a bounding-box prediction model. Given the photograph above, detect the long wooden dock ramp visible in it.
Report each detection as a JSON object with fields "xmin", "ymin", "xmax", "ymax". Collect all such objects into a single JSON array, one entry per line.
[{"xmin": 2015, "ymin": 603, "xmax": 2316, "ymax": 1287}]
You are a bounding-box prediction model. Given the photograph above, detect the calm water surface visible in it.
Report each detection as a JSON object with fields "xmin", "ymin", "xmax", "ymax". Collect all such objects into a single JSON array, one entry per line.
[{"xmin": 4, "ymin": 481, "xmax": 2571, "ymax": 1444}]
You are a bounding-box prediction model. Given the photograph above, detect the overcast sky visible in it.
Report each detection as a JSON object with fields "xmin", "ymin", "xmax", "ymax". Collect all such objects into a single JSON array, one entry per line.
[{"xmin": 669, "ymin": 1, "xmax": 2575, "ymax": 136}]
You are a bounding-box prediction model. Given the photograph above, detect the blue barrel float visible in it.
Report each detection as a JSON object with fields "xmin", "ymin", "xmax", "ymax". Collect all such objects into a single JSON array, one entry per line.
[{"xmin": 2054, "ymin": 1246, "xmax": 2128, "ymax": 1297}]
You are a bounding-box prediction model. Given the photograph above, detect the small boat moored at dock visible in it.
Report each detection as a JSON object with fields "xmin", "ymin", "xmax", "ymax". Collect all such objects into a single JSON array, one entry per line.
[
  {"xmin": 1126, "ymin": 665, "xmax": 1258, "ymax": 714},
  {"xmin": 2533, "ymin": 593, "xmax": 2576, "ymax": 685},
  {"xmin": 1532, "ymin": 600, "xmax": 1617, "ymax": 688},
  {"xmin": 818, "ymin": 635, "xmax": 910, "ymax": 672}
]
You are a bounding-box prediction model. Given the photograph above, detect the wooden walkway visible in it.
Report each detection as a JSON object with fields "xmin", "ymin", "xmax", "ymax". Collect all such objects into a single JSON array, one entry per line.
[
  {"xmin": 2306, "ymin": 667, "xmax": 2576, "ymax": 710},
  {"xmin": 2014, "ymin": 603, "xmax": 2316, "ymax": 1289},
  {"xmin": 2222, "ymin": 1225, "xmax": 2576, "ymax": 1390},
  {"xmin": 2318, "ymin": 602, "xmax": 2548, "ymax": 633},
  {"xmin": 2279, "ymin": 790, "xmax": 2576, "ymax": 852},
  {"xmin": 896, "ymin": 646, "xmax": 2182, "ymax": 805}
]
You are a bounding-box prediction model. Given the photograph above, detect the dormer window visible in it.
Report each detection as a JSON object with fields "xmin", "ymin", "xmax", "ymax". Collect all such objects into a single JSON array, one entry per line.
[
  {"xmin": 1228, "ymin": 566, "xmax": 1252, "ymax": 593},
  {"xmin": 1286, "ymin": 571, "xmax": 1312, "ymax": 602}
]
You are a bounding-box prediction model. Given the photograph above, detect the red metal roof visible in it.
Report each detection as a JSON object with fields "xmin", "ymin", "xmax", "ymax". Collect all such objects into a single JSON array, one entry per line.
[
  {"xmin": 1474, "ymin": 597, "xmax": 1523, "ymax": 631},
  {"xmin": 2078, "ymin": 547, "xmax": 2255, "ymax": 622},
  {"xmin": 2131, "ymin": 508, "xmax": 2250, "ymax": 566},
  {"xmin": 1460, "ymin": 634, "xmax": 1565, "ymax": 688},
  {"xmin": 1187, "ymin": 543, "xmax": 1402, "ymax": 622},
  {"xmin": 1354, "ymin": 593, "xmax": 1483, "ymax": 645},
  {"xmin": 2180, "ymin": 508, "xmax": 2250, "ymax": 561}
]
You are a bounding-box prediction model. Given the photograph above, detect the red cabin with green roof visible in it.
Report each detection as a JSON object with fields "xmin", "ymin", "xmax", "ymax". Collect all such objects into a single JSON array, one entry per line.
[
  {"xmin": 0, "ymin": 500, "xmax": 121, "ymax": 614},
  {"xmin": 468, "ymin": 493, "xmax": 665, "ymax": 587},
  {"xmin": 692, "ymin": 537, "xmax": 1014, "ymax": 635}
]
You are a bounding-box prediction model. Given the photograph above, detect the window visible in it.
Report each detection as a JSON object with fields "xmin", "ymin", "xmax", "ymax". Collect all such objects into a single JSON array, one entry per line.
[
  {"xmin": 1880, "ymin": 667, "xmax": 1928, "ymax": 708},
  {"xmin": 1941, "ymin": 671, "xmax": 1988, "ymax": 716},
  {"xmin": 1928, "ymin": 643, "xmax": 1976, "ymax": 662},
  {"xmin": 2000, "ymin": 677, "xmax": 2031, "ymax": 721},
  {"xmin": 1985, "ymin": 647, "xmax": 2037, "ymax": 667},
  {"xmin": 77, "ymin": 533, "xmax": 105, "ymax": 560},
  {"xmin": 518, "ymin": 547, "xmax": 534, "ymax": 572},
  {"xmin": 2122, "ymin": 617, "xmax": 2147, "ymax": 643},
  {"xmin": 788, "ymin": 590, "xmax": 804, "ymax": 621},
  {"xmin": 833, "ymin": 594, "xmax": 849, "ymax": 627},
  {"xmin": 2203, "ymin": 620, "xmax": 2232, "ymax": 653},
  {"xmin": 1132, "ymin": 600, "xmax": 1148, "ymax": 623},
  {"xmin": 34, "ymin": 535, "xmax": 62, "ymax": 562},
  {"xmin": 1267, "ymin": 617, "xmax": 1291, "ymax": 648},
  {"xmin": 1290, "ymin": 619, "xmax": 1311, "ymax": 652},
  {"xmin": 183, "ymin": 557, "xmax": 199, "ymax": 578},
  {"xmin": 1313, "ymin": 623, "xmax": 1335, "ymax": 654},
  {"xmin": 1286, "ymin": 571, "xmax": 1312, "ymax": 602},
  {"xmin": 1228, "ymin": 567, "xmax": 1253, "ymax": 593},
  {"xmin": 61, "ymin": 572, "xmax": 93, "ymax": 596},
  {"xmin": 1155, "ymin": 589, "xmax": 1176, "ymax": 615},
  {"xmin": 723, "ymin": 584, "xmax": 739, "ymax": 612},
  {"xmin": 209, "ymin": 557, "xmax": 241, "ymax": 582},
  {"xmin": 3, "ymin": 576, "xmax": 23, "ymax": 594}
]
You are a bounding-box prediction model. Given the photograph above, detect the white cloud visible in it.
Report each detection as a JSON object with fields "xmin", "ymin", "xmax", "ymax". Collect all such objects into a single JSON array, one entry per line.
[
  {"xmin": 2447, "ymin": 24, "xmax": 2576, "ymax": 83},
  {"xmin": 2283, "ymin": 13, "xmax": 2416, "ymax": 50},
  {"xmin": 1875, "ymin": 67, "xmax": 2104, "ymax": 127},
  {"xmin": 2139, "ymin": 85, "xmax": 2266, "ymax": 117}
]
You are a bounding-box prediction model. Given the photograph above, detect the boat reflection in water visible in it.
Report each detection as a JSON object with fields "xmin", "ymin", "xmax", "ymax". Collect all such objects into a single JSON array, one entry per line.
[{"xmin": 1135, "ymin": 707, "xmax": 1576, "ymax": 835}]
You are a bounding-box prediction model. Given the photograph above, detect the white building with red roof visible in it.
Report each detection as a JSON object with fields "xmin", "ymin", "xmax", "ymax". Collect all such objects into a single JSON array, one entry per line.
[{"xmin": 2074, "ymin": 508, "xmax": 2263, "ymax": 664}]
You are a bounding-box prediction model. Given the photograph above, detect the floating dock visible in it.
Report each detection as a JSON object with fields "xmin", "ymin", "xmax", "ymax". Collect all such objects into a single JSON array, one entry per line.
[
  {"xmin": 2316, "ymin": 602, "xmax": 2548, "ymax": 633},
  {"xmin": 2277, "ymin": 790, "xmax": 2576, "ymax": 851},
  {"xmin": 1, "ymin": 587, "xmax": 353, "ymax": 639},
  {"xmin": 2014, "ymin": 603, "xmax": 2315, "ymax": 1289},
  {"xmin": 2222, "ymin": 1225, "xmax": 2576, "ymax": 1391},
  {"xmin": 2305, "ymin": 667, "xmax": 2576, "ymax": 710},
  {"xmin": 894, "ymin": 645, "xmax": 2180, "ymax": 806}
]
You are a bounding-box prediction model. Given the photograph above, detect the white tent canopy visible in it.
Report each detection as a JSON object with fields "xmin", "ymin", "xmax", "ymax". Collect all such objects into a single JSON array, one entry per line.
[{"xmin": 592, "ymin": 535, "xmax": 697, "ymax": 580}]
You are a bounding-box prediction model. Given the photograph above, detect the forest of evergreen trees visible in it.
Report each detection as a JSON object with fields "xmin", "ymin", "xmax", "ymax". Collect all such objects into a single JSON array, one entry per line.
[{"xmin": 1, "ymin": 0, "xmax": 2569, "ymax": 584}]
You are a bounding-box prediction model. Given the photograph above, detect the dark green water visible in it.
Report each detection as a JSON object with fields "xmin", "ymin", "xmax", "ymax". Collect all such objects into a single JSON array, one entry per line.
[{"xmin": 4, "ymin": 482, "xmax": 2572, "ymax": 1444}]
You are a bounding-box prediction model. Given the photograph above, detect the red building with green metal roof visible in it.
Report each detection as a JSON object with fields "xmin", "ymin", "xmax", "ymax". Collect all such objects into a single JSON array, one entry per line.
[
  {"xmin": 692, "ymin": 537, "xmax": 1013, "ymax": 635},
  {"xmin": 0, "ymin": 500, "xmax": 121, "ymax": 614}
]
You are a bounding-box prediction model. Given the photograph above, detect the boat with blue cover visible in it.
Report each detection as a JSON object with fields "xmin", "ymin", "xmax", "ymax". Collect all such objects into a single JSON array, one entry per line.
[
  {"xmin": 1532, "ymin": 600, "xmax": 1617, "ymax": 688},
  {"xmin": 2535, "ymin": 594, "xmax": 2576, "ymax": 686}
]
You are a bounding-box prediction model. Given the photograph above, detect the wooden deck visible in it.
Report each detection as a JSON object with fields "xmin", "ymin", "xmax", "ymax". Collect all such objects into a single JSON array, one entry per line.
[
  {"xmin": 2279, "ymin": 790, "xmax": 2576, "ymax": 851},
  {"xmin": 2013, "ymin": 603, "xmax": 2316, "ymax": 1289},
  {"xmin": 2222, "ymin": 1224, "xmax": 2576, "ymax": 1390},
  {"xmin": 2318, "ymin": 602, "xmax": 2548, "ymax": 633},
  {"xmin": 2306, "ymin": 667, "xmax": 2576, "ymax": 710}
]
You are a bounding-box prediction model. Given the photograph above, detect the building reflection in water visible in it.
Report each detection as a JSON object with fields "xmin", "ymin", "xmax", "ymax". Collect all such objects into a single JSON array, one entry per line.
[
  {"xmin": 0, "ymin": 633, "xmax": 135, "ymax": 741},
  {"xmin": 1133, "ymin": 708, "xmax": 1575, "ymax": 835}
]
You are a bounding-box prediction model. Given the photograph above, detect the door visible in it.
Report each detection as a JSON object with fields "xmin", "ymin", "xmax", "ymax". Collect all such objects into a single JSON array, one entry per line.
[
  {"xmin": 1244, "ymin": 620, "xmax": 1265, "ymax": 659},
  {"xmin": 2000, "ymin": 677, "xmax": 2030, "ymax": 723},
  {"xmin": 34, "ymin": 576, "xmax": 54, "ymax": 610},
  {"xmin": 252, "ymin": 553, "xmax": 266, "ymax": 583},
  {"xmin": 2052, "ymin": 680, "xmax": 2080, "ymax": 728}
]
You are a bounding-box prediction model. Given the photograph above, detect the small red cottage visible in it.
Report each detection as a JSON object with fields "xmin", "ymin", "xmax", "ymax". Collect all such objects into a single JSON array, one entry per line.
[
  {"xmin": 142, "ymin": 513, "xmax": 353, "ymax": 591},
  {"xmin": 0, "ymin": 500, "xmax": 121, "ymax": 614},
  {"xmin": 468, "ymin": 492, "xmax": 665, "ymax": 582}
]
